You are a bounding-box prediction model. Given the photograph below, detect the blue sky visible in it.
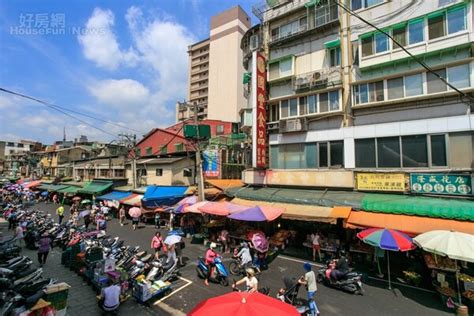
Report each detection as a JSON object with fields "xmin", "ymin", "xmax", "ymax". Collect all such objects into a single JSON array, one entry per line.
[{"xmin": 0, "ymin": 0, "xmax": 255, "ymax": 144}]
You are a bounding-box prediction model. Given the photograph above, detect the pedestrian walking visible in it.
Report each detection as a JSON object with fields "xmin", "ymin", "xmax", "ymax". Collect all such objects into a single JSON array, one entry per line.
[
  {"xmin": 56, "ymin": 204, "xmax": 65, "ymax": 224},
  {"xmin": 132, "ymin": 216, "xmax": 139, "ymax": 230},
  {"xmin": 52, "ymin": 194, "xmax": 58, "ymax": 205},
  {"xmin": 312, "ymin": 232, "xmax": 322, "ymax": 262},
  {"xmin": 37, "ymin": 233, "xmax": 51, "ymax": 265},
  {"xmin": 119, "ymin": 206, "xmax": 126, "ymax": 226},
  {"xmin": 154, "ymin": 213, "xmax": 160, "ymax": 229},
  {"xmin": 15, "ymin": 224, "xmax": 24, "ymax": 247},
  {"xmin": 298, "ymin": 262, "xmax": 320, "ymax": 316},
  {"xmin": 151, "ymin": 232, "xmax": 163, "ymax": 259},
  {"xmin": 84, "ymin": 213, "xmax": 91, "ymax": 230}
]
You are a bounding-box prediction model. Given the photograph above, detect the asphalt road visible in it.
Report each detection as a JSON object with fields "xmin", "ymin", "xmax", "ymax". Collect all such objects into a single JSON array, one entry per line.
[{"xmin": 35, "ymin": 202, "xmax": 453, "ymax": 316}]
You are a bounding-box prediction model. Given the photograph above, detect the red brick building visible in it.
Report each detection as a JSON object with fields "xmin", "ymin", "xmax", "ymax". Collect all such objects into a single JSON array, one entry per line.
[{"xmin": 134, "ymin": 119, "xmax": 234, "ymax": 157}]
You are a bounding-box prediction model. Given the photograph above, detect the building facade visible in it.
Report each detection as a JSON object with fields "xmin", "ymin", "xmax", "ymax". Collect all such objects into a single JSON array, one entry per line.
[
  {"xmin": 243, "ymin": 0, "xmax": 473, "ymax": 194},
  {"xmin": 177, "ymin": 6, "xmax": 251, "ymax": 123}
]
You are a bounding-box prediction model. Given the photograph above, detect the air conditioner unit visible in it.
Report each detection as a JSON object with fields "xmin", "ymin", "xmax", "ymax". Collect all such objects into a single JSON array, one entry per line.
[
  {"xmin": 279, "ymin": 118, "xmax": 307, "ymax": 133},
  {"xmin": 295, "ymin": 76, "xmax": 310, "ymax": 90},
  {"xmin": 249, "ymin": 34, "xmax": 259, "ymax": 51}
]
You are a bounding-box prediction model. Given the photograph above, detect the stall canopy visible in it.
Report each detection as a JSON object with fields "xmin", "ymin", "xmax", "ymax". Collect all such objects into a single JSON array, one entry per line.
[
  {"xmin": 96, "ymin": 191, "xmax": 132, "ymax": 201},
  {"xmin": 232, "ymin": 198, "xmax": 350, "ymax": 223},
  {"xmin": 141, "ymin": 186, "xmax": 188, "ymax": 208},
  {"xmin": 361, "ymin": 194, "xmax": 474, "ymax": 221},
  {"xmin": 56, "ymin": 185, "xmax": 82, "ymax": 195},
  {"xmin": 38, "ymin": 184, "xmax": 70, "ymax": 192},
  {"xmin": 23, "ymin": 180, "xmax": 42, "ymax": 189},
  {"xmin": 77, "ymin": 180, "xmax": 113, "ymax": 195},
  {"xmin": 120, "ymin": 194, "xmax": 143, "ymax": 206},
  {"xmin": 345, "ymin": 211, "xmax": 474, "ymax": 235}
]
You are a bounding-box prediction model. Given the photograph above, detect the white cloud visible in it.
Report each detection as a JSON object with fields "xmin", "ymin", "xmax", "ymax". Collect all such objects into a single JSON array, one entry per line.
[
  {"xmin": 78, "ymin": 8, "xmax": 139, "ymax": 70},
  {"xmin": 88, "ymin": 79, "xmax": 150, "ymax": 108}
]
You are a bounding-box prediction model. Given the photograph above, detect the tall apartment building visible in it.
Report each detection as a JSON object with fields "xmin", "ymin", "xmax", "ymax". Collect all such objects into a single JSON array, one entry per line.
[
  {"xmin": 242, "ymin": 0, "xmax": 473, "ymax": 193},
  {"xmin": 177, "ymin": 6, "xmax": 251, "ymax": 123}
]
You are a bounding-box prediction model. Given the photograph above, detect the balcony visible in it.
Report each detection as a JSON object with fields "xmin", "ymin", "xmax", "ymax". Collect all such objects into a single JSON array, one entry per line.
[
  {"xmin": 292, "ymin": 67, "xmax": 341, "ymax": 91},
  {"xmin": 190, "ymin": 76, "xmax": 208, "ymax": 84},
  {"xmin": 191, "ymin": 65, "xmax": 209, "ymax": 75},
  {"xmin": 191, "ymin": 57, "xmax": 209, "ymax": 67},
  {"xmin": 191, "ymin": 49, "xmax": 209, "ymax": 59},
  {"xmin": 253, "ymin": 0, "xmax": 305, "ymax": 22},
  {"xmin": 190, "ymin": 84, "xmax": 208, "ymax": 92}
]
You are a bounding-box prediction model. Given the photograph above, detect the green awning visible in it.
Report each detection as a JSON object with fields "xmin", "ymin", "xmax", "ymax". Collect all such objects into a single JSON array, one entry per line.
[
  {"xmin": 225, "ymin": 187, "xmax": 364, "ymax": 209},
  {"xmin": 361, "ymin": 194, "xmax": 474, "ymax": 222},
  {"xmin": 78, "ymin": 180, "xmax": 113, "ymax": 195},
  {"xmin": 305, "ymin": 0, "xmax": 320, "ymax": 8},
  {"xmin": 324, "ymin": 38, "xmax": 340, "ymax": 49},
  {"xmin": 268, "ymin": 54, "xmax": 293, "ymax": 65},
  {"xmin": 57, "ymin": 186, "xmax": 82, "ymax": 194}
]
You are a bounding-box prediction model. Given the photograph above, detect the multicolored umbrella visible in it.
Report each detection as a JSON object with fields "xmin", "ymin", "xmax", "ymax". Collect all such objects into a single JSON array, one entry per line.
[
  {"xmin": 228, "ymin": 205, "xmax": 284, "ymax": 222},
  {"xmin": 164, "ymin": 234, "xmax": 182, "ymax": 246},
  {"xmin": 183, "ymin": 201, "xmax": 209, "ymax": 214},
  {"xmin": 357, "ymin": 228, "xmax": 415, "ymax": 290},
  {"xmin": 174, "ymin": 195, "xmax": 198, "ymax": 213},
  {"xmin": 189, "ymin": 291, "xmax": 299, "ymax": 316}
]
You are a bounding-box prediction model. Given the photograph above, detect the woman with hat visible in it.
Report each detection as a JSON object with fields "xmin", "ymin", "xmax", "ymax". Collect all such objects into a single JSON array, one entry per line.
[
  {"xmin": 37, "ymin": 232, "xmax": 52, "ymax": 265},
  {"xmin": 232, "ymin": 267, "xmax": 258, "ymax": 293}
]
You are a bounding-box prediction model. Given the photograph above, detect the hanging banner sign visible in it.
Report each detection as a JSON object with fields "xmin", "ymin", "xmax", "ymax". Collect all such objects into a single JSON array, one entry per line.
[
  {"xmin": 252, "ymin": 51, "xmax": 267, "ymax": 169},
  {"xmin": 356, "ymin": 173, "xmax": 406, "ymax": 192},
  {"xmin": 410, "ymin": 173, "xmax": 472, "ymax": 196},
  {"xmin": 203, "ymin": 150, "xmax": 219, "ymax": 177}
]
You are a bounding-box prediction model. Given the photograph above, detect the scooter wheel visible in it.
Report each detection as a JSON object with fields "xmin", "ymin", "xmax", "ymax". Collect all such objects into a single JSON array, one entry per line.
[
  {"xmin": 220, "ymin": 277, "xmax": 229, "ymax": 287},
  {"xmin": 229, "ymin": 261, "xmax": 240, "ymax": 276}
]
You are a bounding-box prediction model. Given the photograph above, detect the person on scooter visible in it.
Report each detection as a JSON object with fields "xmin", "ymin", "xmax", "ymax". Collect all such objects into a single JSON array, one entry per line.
[
  {"xmin": 236, "ymin": 242, "xmax": 252, "ymax": 269},
  {"xmin": 204, "ymin": 242, "xmax": 218, "ymax": 286},
  {"xmin": 232, "ymin": 268, "xmax": 258, "ymax": 293},
  {"xmin": 298, "ymin": 262, "xmax": 320, "ymax": 316},
  {"xmin": 330, "ymin": 250, "xmax": 349, "ymax": 283}
]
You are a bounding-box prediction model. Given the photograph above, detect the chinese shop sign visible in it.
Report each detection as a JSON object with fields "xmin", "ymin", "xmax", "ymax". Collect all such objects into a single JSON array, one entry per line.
[
  {"xmin": 356, "ymin": 173, "xmax": 406, "ymax": 192},
  {"xmin": 252, "ymin": 51, "xmax": 267, "ymax": 168},
  {"xmin": 410, "ymin": 174, "xmax": 472, "ymax": 196}
]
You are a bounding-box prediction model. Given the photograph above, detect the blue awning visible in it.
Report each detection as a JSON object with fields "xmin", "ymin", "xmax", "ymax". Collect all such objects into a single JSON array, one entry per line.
[
  {"xmin": 142, "ymin": 186, "xmax": 188, "ymax": 208},
  {"xmin": 96, "ymin": 191, "xmax": 132, "ymax": 201}
]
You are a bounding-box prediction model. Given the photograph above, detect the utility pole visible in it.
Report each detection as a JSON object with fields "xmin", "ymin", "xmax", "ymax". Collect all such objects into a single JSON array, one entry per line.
[
  {"xmin": 119, "ymin": 133, "xmax": 137, "ymax": 189},
  {"xmin": 193, "ymin": 102, "xmax": 205, "ymax": 202}
]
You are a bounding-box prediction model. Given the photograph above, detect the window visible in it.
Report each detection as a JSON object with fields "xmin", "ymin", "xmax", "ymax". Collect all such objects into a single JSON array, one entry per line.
[
  {"xmin": 329, "ymin": 47, "xmax": 341, "ymax": 67},
  {"xmin": 17, "ymin": 143, "xmax": 24, "ymax": 148},
  {"xmin": 282, "ymin": 143, "xmax": 305, "ymax": 169},
  {"xmin": 160, "ymin": 146, "xmax": 168, "ymax": 154},
  {"xmin": 448, "ymin": 64, "xmax": 470, "ymax": 89},
  {"xmin": 100, "ymin": 169, "xmax": 108, "ymax": 177},
  {"xmin": 7, "ymin": 142, "xmax": 14, "ymax": 147},
  {"xmin": 387, "ymin": 77, "xmax": 404, "ymax": 100},
  {"xmin": 392, "ymin": 25, "xmax": 407, "ymax": 48},
  {"xmin": 183, "ymin": 168, "xmax": 192, "ymax": 177},
  {"xmin": 329, "ymin": 141, "xmax": 344, "ymax": 166},
  {"xmin": 155, "ymin": 168, "xmax": 163, "ymax": 176},
  {"xmin": 289, "ymin": 98, "xmax": 298, "ymax": 116},
  {"xmin": 329, "ymin": 90, "xmax": 340, "ymax": 111},
  {"xmin": 352, "ymin": 0, "xmax": 383, "ymax": 10},
  {"xmin": 369, "ymin": 81, "xmax": 384, "ymax": 102},
  {"xmin": 351, "ymin": 0, "xmax": 362, "ymax": 10},
  {"xmin": 175, "ymin": 143, "xmax": 184, "ymax": 152},
  {"xmin": 427, "ymin": 69, "xmax": 447, "ymax": 94},
  {"xmin": 319, "ymin": 142, "xmax": 328, "ymax": 167},
  {"xmin": 315, "ymin": 0, "xmax": 338, "ymax": 27},
  {"xmin": 405, "ymin": 73, "xmax": 423, "ymax": 97},
  {"xmin": 145, "ymin": 146, "xmax": 152, "ymax": 156},
  {"xmin": 377, "ymin": 137, "xmax": 401, "ymax": 167},
  {"xmin": 361, "ymin": 35, "xmax": 373, "ymax": 57},
  {"xmin": 447, "ymin": 6, "xmax": 466, "ymax": 34},
  {"xmin": 114, "ymin": 169, "xmax": 125, "ymax": 178},
  {"xmin": 359, "ymin": 84, "xmax": 368, "ymax": 104},
  {"xmin": 430, "ymin": 135, "xmax": 447, "ymax": 166},
  {"xmin": 269, "ymin": 104, "xmax": 280, "ymax": 122},
  {"xmin": 319, "ymin": 93, "xmax": 329, "ymax": 112},
  {"xmin": 305, "ymin": 143, "xmax": 317, "ymax": 168},
  {"xmin": 375, "ymin": 32, "xmax": 388, "ymax": 53},
  {"xmin": 269, "ymin": 58, "xmax": 293, "ymax": 80},
  {"xmin": 281, "ymin": 100, "xmax": 289, "ymax": 118},
  {"xmin": 402, "ymin": 135, "xmax": 428, "ymax": 167},
  {"xmin": 408, "ymin": 19, "xmax": 424, "ymax": 45},
  {"xmin": 428, "ymin": 13, "xmax": 445, "ymax": 40},
  {"xmin": 355, "ymin": 139, "xmax": 376, "ymax": 167},
  {"xmin": 216, "ymin": 125, "xmax": 224, "ymax": 135},
  {"xmin": 270, "ymin": 146, "xmax": 278, "ymax": 169},
  {"xmin": 308, "ymin": 95, "xmax": 317, "ymax": 114},
  {"xmin": 299, "ymin": 97, "xmax": 307, "ymax": 116}
]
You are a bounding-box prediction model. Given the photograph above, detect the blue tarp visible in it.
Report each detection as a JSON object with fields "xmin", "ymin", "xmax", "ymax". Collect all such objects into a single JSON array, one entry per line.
[
  {"xmin": 96, "ymin": 191, "xmax": 132, "ymax": 201},
  {"xmin": 141, "ymin": 186, "xmax": 188, "ymax": 208}
]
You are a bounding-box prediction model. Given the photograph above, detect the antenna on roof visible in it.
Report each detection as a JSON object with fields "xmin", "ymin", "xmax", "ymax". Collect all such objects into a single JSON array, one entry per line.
[{"xmin": 63, "ymin": 126, "xmax": 66, "ymax": 142}]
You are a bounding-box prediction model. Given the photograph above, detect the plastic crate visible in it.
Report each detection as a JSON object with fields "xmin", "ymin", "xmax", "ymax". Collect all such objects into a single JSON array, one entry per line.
[{"xmin": 43, "ymin": 283, "xmax": 70, "ymax": 311}]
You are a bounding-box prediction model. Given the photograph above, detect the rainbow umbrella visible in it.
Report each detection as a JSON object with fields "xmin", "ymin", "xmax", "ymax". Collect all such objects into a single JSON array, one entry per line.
[{"xmin": 357, "ymin": 228, "xmax": 415, "ymax": 290}]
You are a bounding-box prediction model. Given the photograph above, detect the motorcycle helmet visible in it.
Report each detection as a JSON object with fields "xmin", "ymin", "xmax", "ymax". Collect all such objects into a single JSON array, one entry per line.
[
  {"xmin": 303, "ymin": 262, "xmax": 312, "ymax": 271},
  {"xmin": 246, "ymin": 268, "xmax": 255, "ymax": 277}
]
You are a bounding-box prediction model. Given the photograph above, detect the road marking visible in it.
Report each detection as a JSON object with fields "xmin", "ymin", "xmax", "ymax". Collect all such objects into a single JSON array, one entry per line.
[
  {"xmin": 154, "ymin": 276, "xmax": 193, "ymax": 305},
  {"xmin": 277, "ymin": 255, "xmax": 324, "ymax": 267}
]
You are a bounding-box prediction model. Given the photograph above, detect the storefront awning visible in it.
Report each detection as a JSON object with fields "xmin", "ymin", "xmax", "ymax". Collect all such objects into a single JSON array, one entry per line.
[
  {"xmin": 39, "ymin": 184, "xmax": 70, "ymax": 192},
  {"xmin": 120, "ymin": 194, "xmax": 143, "ymax": 206},
  {"xmin": 206, "ymin": 179, "xmax": 244, "ymax": 191},
  {"xmin": 324, "ymin": 38, "xmax": 340, "ymax": 49},
  {"xmin": 77, "ymin": 180, "xmax": 113, "ymax": 195},
  {"xmin": 345, "ymin": 211, "xmax": 474, "ymax": 235},
  {"xmin": 226, "ymin": 187, "xmax": 364, "ymax": 209},
  {"xmin": 57, "ymin": 185, "xmax": 82, "ymax": 194},
  {"xmin": 96, "ymin": 191, "xmax": 132, "ymax": 201},
  {"xmin": 141, "ymin": 186, "xmax": 188, "ymax": 208},
  {"xmin": 361, "ymin": 194, "xmax": 474, "ymax": 222},
  {"xmin": 231, "ymin": 198, "xmax": 351, "ymax": 223}
]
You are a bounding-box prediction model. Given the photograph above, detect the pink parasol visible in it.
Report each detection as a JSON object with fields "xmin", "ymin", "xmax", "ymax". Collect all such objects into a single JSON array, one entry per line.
[
  {"xmin": 198, "ymin": 202, "xmax": 248, "ymax": 216},
  {"xmin": 183, "ymin": 201, "xmax": 209, "ymax": 213},
  {"xmin": 250, "ymin": 232, "xmax": 269, "ymax": 253},
  {"xmin": 128, "ymin": 207, "xmax": 142, "ymax": 218}
]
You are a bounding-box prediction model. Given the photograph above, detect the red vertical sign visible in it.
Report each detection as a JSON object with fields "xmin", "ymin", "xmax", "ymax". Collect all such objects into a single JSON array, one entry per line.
[{"xmin": 255, "ymin": 52, "xmax": 267, "ymax": 168}]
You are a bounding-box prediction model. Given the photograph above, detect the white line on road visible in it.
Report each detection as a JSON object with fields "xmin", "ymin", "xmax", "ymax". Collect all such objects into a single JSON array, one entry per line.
[
  {"xmin": 154, "ymin": 276, "xmax": 193, "ymax": 305},
  {"xmin": 277, "ymin": 255, "xmax": 324, "ymax": 267}
]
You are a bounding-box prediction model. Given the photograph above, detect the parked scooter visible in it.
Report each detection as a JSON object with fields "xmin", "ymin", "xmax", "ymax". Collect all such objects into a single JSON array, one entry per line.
[{"xmin": 196, "ymin": 256, "xmax": 229, "ymax": 286}]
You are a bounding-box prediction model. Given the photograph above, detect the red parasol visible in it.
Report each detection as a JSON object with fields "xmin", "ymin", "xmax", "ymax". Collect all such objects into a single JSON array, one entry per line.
[{"xmin": 189, "ymin": 291, "xmax": 298, "ymax": 316}]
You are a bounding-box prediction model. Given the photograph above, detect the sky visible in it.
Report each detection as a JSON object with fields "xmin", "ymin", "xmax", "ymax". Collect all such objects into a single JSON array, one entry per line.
[{"xmin": 0, "ymin": 0, "xmax": 256, "ymax": 144}]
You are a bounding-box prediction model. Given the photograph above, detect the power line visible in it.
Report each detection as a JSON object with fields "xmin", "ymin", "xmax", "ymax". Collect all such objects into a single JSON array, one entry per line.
[
  {"xmin": 335, "ymin": 1, "xmax": 474, "ymax": 104},
  {"xmin": 0, "ymin": 87, "xmax": 147, "ymax": 135}
]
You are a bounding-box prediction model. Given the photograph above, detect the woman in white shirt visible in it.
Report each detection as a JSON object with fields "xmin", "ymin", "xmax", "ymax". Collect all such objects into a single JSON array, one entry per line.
[
  {"xmin": 232, "ymin": 268, "xmax": 258, "ymax": 293},
  {"xmin": 312, "ymin": 232, "xmax": 322, "ymax": 262}
]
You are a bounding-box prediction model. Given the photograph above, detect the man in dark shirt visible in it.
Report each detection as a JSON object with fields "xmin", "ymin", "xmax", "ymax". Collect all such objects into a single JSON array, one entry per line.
[{"xmin": 330, "ymin": 250, "xmax": 349, "ymax": 282}]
